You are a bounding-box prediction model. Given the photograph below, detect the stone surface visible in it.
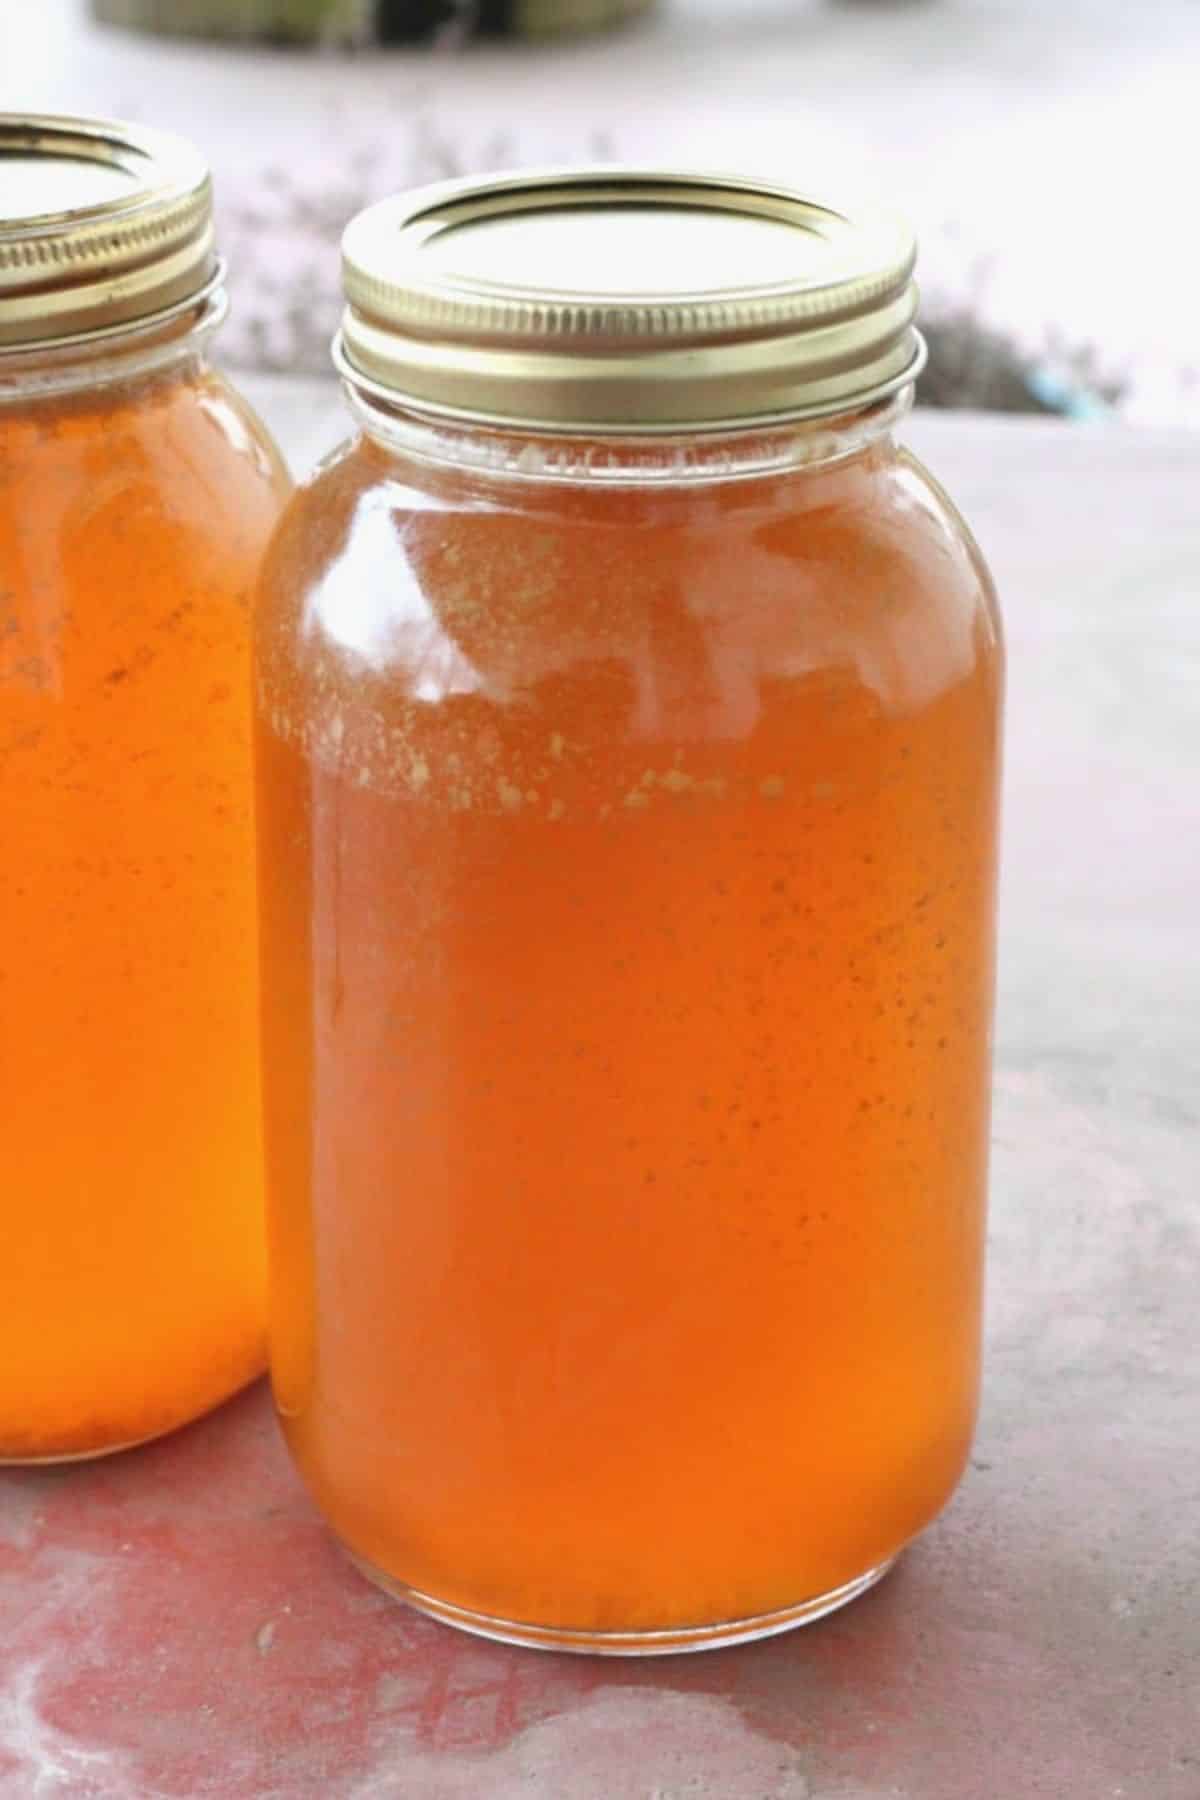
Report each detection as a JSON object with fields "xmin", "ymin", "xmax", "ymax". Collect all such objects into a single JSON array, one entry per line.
[{"xmin": 1, "ymin": 399, "xmax": 1197, "ymax": 1798}]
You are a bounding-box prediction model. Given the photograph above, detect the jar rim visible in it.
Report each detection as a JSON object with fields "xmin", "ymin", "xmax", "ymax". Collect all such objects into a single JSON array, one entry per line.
[
  {"xmin": 342, "ymin": 370, "xmax": 913, "ymax": 487},
  {"xmin": 0, "ymin": 280, "xmax": 227, "ymax": 402}
]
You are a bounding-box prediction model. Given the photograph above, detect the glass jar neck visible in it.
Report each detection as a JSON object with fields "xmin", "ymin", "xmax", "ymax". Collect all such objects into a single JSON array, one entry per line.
[
  {"xmin": 0, "ymin": 286, "xmax": 226, "ymax": 404},
  {"xmin": 343, "ymin": 381, "xmax": 911, "ymax": 489}
]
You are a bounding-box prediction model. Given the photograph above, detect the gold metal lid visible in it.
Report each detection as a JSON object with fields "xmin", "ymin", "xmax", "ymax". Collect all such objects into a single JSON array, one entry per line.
[
  {"xmin": 0, "ymin": 114, "xmax": 217, "ymax": 351},
  {"xmin": 337, "ymin": 168, "xmax": 924, "ymax": 432}
]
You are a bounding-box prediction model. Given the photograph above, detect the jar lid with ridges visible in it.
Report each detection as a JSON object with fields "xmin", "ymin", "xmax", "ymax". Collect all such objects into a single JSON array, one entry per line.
[
  {"xmin": 337, "ymin": 168, "xmax": 924, "ymax": 433},
  {"xmin": 0, "ymin": 113, "xmax": 217, "ymax": 351}
]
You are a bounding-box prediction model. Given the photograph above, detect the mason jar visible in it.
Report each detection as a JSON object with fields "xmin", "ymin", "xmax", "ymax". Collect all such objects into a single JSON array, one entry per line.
[
  {"xmin": 255, "ymin": 170, "xmax": 1003, "ymax": 1653},
  {"xmin": 0, "ymin": 115, "xmax": 291, "ymax": 1461},
  {"xmin": 91, "ymin": 0, "xmax": 654, "ymax": 43}
]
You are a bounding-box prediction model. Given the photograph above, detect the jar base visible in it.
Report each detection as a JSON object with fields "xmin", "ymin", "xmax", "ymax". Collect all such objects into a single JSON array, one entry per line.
[
  {"xmin": 343, "ymin": 1546, "xmax": 898, "ymax": 1656},
  {"xmin": 0, "ymin": 1426, "xmax": 171, "ymax": 1467}
]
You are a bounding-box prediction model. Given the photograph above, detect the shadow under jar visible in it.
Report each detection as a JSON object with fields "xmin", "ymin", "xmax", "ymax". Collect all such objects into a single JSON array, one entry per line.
[
  {"xmin": 0, "ymin": 115, "xmax": 291, "ymax": 1462},
  {"xmin": 254, "ymin": 170, "xmax": 1003, "ymax": 1654}
]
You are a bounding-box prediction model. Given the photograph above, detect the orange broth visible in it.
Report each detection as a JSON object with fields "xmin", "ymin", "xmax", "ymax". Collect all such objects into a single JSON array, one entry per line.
[
  {"xmin": 256, "ymin": 429, "xmax": 1001, "ymax": 1630},
  {"xmin": 0, "ymin": 361, "xmax": 290, "ymax": 1459}
]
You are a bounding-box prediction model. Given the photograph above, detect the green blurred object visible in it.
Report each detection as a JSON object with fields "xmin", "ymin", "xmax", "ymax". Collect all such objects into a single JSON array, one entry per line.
[
  {"xmin": 507, "ymin": 0, "xmax": 653, "ymax": 34},
  {"xmin": 90, "ymin": 0, "xmax": 654, "ymax": 40},
  {"xmin": 91, "ymin": 0, "xmax": 370, "ymax": 40}
]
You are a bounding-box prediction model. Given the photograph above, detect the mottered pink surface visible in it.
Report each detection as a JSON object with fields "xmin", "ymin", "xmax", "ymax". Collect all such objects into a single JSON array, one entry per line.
[
  {"xmin": 2, "ymin": 413, "xmax": 1198, "ymax": 1798},
  {"xmin": 1, "ymin": 1290, "xmax": 1195, "ymax": 1800}
]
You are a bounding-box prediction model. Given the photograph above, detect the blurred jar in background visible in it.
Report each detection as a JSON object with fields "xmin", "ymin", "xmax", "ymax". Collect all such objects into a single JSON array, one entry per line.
[
  {"xmin": 256, "ymin": 170, "xmax": 1003, "ymax": 1652},
  {"xmin": 0, "ymin": 115, "xmax": 291, "ymax": 1461},
  {"xmin": 91, "ymin": 0, "xmax": 655, "ymax": 44}
]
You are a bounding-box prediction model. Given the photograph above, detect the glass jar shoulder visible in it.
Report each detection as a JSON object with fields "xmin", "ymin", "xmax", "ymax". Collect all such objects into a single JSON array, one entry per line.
[
  {"xmin": 257, "ymin": 433, "xmax": 999, "ymax": 732},
  {"xmin": 0, "ymin": 361, "xmax": 289, "ymax": 567},
  {"xmin": 193, "ymin": 368, "xmax": 293, "ymax": 510},
  {"xmin": 2, "ymin": 361, "xmax": 290, "ymax": 749},
  {"xmin": 887, "ymin": 444, "xmax": 1002, "ymax": 657}
]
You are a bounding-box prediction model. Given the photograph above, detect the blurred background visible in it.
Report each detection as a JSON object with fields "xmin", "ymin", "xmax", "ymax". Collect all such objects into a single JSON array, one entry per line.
[{"xmin": 2, "ymin": 0, "xmax": 1195, "ymax": 425}]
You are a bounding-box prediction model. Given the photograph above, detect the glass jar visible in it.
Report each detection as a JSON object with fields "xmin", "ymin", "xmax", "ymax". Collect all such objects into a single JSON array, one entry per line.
[
  {"xmin": 0, "ymin": 115, "xmax": 291, "ymax": 1461},
  {"xmin": 255, "ymin": 171, "xmax": 1003, "ymax": 1652},
  {"xmin": 92, "ymin": 0, "xmax": 654, "ymax": 43}
]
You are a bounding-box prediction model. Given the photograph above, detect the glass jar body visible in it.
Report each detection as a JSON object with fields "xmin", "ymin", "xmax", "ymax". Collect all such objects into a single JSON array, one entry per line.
[
  {"xmin": 255, "ymin": 399, "xmax": 1002, "ymax": 1650},
  {"xmin": 0, "ymin": 323, "xmax": 292, "ymax": 1461}
]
